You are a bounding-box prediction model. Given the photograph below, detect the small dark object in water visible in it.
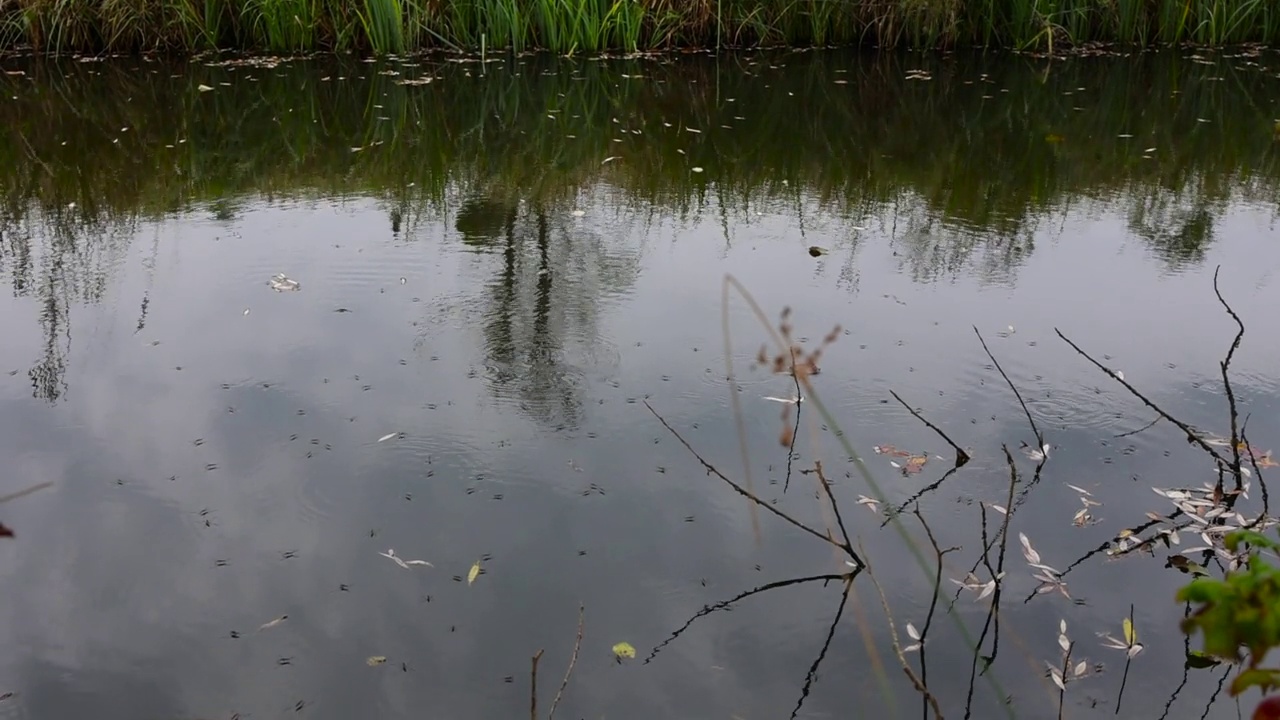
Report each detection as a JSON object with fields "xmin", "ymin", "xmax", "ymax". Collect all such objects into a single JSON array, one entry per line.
[{"xmin": 808, "ymin": 246, "xmax": 827, "ymax": 257}]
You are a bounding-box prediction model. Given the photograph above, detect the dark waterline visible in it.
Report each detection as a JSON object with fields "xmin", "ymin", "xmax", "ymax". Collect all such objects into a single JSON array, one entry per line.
[{"xmin": 1, "ymin": 49, "xmax": 1279, "ymax": 720}]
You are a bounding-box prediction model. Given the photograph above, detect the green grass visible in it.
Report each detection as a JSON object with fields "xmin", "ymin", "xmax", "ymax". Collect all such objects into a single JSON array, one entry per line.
[{"xmin": 4, "ymin": 0, "xmax": 1280, "ymax": 53}]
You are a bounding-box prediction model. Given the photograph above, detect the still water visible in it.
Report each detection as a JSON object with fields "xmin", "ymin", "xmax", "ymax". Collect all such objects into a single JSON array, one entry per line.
[{"xmin": 1, "ymin": 48, "xmax": 1280, "ymax": 720}]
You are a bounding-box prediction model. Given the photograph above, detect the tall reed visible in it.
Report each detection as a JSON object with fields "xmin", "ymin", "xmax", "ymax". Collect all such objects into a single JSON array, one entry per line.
[{"xmin": 5, "ymin": 0, "xmax": 1280, "ymax": 52}]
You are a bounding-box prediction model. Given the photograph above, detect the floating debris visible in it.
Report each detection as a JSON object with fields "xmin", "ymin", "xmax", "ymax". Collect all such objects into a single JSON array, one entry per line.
[
  {"xmin": 366, "ymin": 656, "xmax": 388, "ymax": 666},
  {"xmin": 269, "ymin": 273, "xmax": 300, "ymax": 292},
  {"xmin": 467, "ymin": 561, "xmax": 481, "ymax": 586},
  {"xmin": 951, "ymin": 571, "xmax": 999, "ymax": 601},
  {"xmin": 612, "ymin": 641, "xmax": 636, "ymax": 660},
  {"xmin": 1100, "ymin": 617, "xmax": 1144, "ymax": 658},
  {"xmin": 258, "ymin": 615, "xmax": 288, "ymax": 632},
  {"xmin": 762, "ymin": 395, "xmax": 801, "ymax": 404},
  {"xmin": 379, "ymin": 548, "xmax": 432, "ymax": 569},
  {"xmin": 377, "ymin": 433, "xmax": 398, "ymax": 443}
]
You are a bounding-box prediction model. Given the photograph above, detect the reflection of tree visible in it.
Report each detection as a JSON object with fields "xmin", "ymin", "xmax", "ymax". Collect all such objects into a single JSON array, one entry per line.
[
  {"xmin": 467, "ymin": 196, "xmax": 637, "ymax": 431},
  {"xmin": 0, "ymin": 207, "xmax": 123, "ymax": 403},
  {"xmin": 1128, "ymin": 190, "xmax": 1217, "ymax": 267}
]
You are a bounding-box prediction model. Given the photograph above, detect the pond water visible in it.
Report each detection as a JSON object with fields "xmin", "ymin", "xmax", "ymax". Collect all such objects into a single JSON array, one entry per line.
[{"xmin": 1, "ymin": 48, "xmax": 1280, "ymax": 720}]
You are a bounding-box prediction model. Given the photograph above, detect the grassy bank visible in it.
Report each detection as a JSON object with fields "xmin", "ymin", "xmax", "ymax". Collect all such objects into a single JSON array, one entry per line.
[{"xmin": 2, "ymin": 0, "xmax": 1280, "ymax": 54}]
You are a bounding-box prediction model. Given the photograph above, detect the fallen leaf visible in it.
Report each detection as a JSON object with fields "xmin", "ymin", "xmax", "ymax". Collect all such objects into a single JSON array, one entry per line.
[
  {"xmin": 258, "ymin": 615, "xmax": 288, "ymax": 631},
  {"xmin": 197, "ymin": 84, "xmax": 214, "ymax": 92},
  {"xmin": 377, "ymin": 433, "xmax": 398, "ymax": 443},
  {"xmin": 366, "ymin": 656, "xmax": 387, "ymax": 666},
  {"xmin": 612, "ymin": 641, "xmax": 636, "ymax": 659},
  {"xmin": 468, "ymin": 561, "xmax": 481, "ymax": 586}
]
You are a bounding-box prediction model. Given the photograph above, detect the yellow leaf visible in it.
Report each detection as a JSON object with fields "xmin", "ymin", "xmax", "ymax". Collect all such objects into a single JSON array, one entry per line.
[
  {"xmin": 1123, "ymin": 617, "xmax": 1136, "ymax": 646},
  {"xmin": 467, "ymin": 561, "xmax": 481, "ymax": 586},
  {"xmin": 366, "ymin": 656, "xmax": 387, "ymax": 666},
  {"xmin": 612, "ymin": 641, "xmax": 636, "ymax": 659}
]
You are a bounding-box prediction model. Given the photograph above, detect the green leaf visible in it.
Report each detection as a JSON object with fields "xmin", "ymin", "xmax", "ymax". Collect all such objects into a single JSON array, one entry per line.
[
  {"xmin": 1231, "ymin": 668, "xmax": 1280, "ymax": 696},
  {"xmin": 1186, "ymin": 651, "xmax": 1221, "ymax": 669}
]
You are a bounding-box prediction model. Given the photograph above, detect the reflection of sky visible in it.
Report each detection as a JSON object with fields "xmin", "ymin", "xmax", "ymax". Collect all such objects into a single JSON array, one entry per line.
[{"xmin": 0, "ymin": 186, "xmax": 1278, "ymax": 720}]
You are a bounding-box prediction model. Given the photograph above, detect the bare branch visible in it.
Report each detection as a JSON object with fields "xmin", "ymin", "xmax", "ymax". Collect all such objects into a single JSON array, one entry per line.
[
  {"xmin": 1055, "ymin": 329, "xmax": 1231, "ymax": 467},
  {"xmin": 530, "ymin": 649, "xmax": 544, "ymax": 720},
  {"xmin": 974, "ymin": 326, "xmax": 1042, "ymax": 446},
  {"xmin": 890, "ymin": 390, "xmax": 970, "ymax": 467},
  {"xmin": 1213, "ymin": 265, "xmax": 1245, "ymax": 491},
  {"xmin": 864, "ymin": 552, "xmax": 944, "ymax": 719},
  {"xmin": 645, "ymin": 573, "xmax": 848, "ymax": 664},
  {"xmin": 547, "ymin": 605, "xmax": 584, "ymax": 720},
  {"xmin": 645, "ymin": 401, "xmax": 861, "ymax": 565}
]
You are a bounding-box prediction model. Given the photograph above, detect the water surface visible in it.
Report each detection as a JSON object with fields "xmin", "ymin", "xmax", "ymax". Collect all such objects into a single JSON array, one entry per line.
[{"xmin": 2, "ymin": 48, "xmax": 1280, "ymax": 720}]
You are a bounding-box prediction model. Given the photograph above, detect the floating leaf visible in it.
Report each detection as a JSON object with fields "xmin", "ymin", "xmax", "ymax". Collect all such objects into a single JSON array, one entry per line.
[
  {"xmin": 467, "ymin": 561, "xmax": 481, "ymax": 586},
  {"xmin": 197, "ymin": 84, "xmax": 214, "ymax": 92},
  {"xmin": 1187, "ymin": 651, "xmax": 1221, "ymax": 669},
  {"xmin": 377, "ymin": 433, "xmax": 398, "ymax": 443},
  {"xmin": 612, "ymin": 642, "xmax": 636, "ymax": 659},
  {"xmin": 1020, "ymin": 533, "xmax": 1042, "ymax": 565},
  {"xmin": 258, "ymin": 615, "xmax": 288, "ymax": 631},
  {"xmin": 379, "ymin": 548, "xmax": 431, "ymax": 569},
  {"xmin": 366, "ymin": 656, "xmax": 387, "ymax": 666}
]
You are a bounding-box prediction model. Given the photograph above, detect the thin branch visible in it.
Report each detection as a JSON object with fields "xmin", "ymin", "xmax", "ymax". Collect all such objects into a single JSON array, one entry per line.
[
  {"xmin": 783, "ymin": 349, "xmax": 804, "ymax": 494},
  {"xmin": 1055, "ymin": 329, "xmax": 1231, "ymax": 467},
  {"xmin": 1241, "ymin": 421, "xmax": 1270, "ymax": 529},
  {"xmin": 915, "ymin": 510, "xmax": 953, "ymax": 720},
  {"xmin": 1058, "ymin": 641, "xmax": 1073, "ymax": 720},
  {"xmin": 1213, "ymin": 265, "xmax": 1245, "ymax": 491},
  {"xmin": 1113, "ymin": 416, "xmax": 1161, "ymax": 439},
  {"xmin": 790, "ymin": 579, "xmax": 853, "ymax": 720},
  {"xmin": 863, "ymin": 555, "xmax": 944, "ymax": 719},
  {"xmin": 974, "ymin": 326, "xmax": 1042, "ymax": 446},
  {"xmin": 1157, "ymin": 603, "xmax": 1195, "ymax": 720},
  {"xmin": 644, "ymin": 573, "xmax": 848, "ymax": 664},
  {"xmin": 547, "ymin": 605, "xmax": 584, "ymax": 720},
  {"xmin": 645, "ymin": 401, "xmax": 861, "ymax": 564},
  {"xmin": 813, "ymin": 461, "xmax": 855, "ymax": 561},
  {"xmin": 885, "ymin": 465, "xmax": 963, "ymax": 527},
  {"xmin": 0, "ymin": 481, "xmax": 54, "ymax": 505},
  {"xmin": 1026, "ymin": 510, "xmax": 1182, "ymax": 602},
  {"xmin": 1198, "ymin": 665, "xmax": 1231, "ymax": 720},
  {"xmin": 964, "ymin": 447, "xmax": 1018, "ymax": 720},
  {"xmin": 530, "ymin": 649, "xmax": 544, "ymax": 720},
  {"xmin": 890, "ymin": 390, "xmax": 970, "ymax": 466}
]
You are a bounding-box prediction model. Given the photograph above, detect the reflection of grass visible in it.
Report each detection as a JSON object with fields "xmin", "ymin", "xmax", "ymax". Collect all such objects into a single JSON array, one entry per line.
[
  {"xmin": 1, "ymin": 51, "xmax": 1276, "ymax": 279},
  {"xmin": 4, "ymin": 0, "xmax": 1280, "ymax": 51}
]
